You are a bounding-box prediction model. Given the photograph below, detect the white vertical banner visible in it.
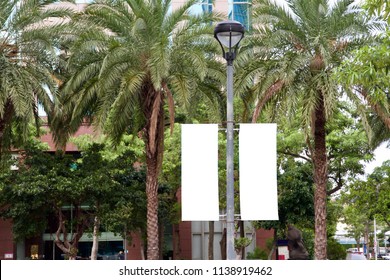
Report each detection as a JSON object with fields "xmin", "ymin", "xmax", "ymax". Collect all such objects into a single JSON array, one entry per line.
[
  {"xmin": 181, "ymin": 124, "xmax": 219, "ymax": 221},
  {"xmin": 239, "ymin": 123, "xmax": 278, "ymax": 220}
]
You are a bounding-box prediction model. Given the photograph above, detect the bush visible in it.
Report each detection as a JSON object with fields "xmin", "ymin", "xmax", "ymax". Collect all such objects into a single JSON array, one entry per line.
[
  {"xmin": 327, "ymin": 238, "xmax": 347, "ymax": 260},
  {"xmin": 246, "ymin": 247, "xmax": 268, "ymax": 260}
]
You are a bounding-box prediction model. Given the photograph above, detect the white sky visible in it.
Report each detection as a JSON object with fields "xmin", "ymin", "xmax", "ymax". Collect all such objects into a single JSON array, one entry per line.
[{"xmin": 364, "ymin": 142, "xmax": 390, "ymax": 175}]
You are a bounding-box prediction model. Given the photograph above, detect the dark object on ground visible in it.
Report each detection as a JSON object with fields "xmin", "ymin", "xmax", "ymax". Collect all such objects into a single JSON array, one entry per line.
[{"xmin": 287, "ymin": 225, "xmax": 309, "ymax": 260}]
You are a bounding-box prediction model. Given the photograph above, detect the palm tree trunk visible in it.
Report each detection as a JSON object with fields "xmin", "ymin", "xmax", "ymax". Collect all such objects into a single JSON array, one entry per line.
[
  {"xmin": 144, "ymin": 88, "xmax": 165, "ymax": 260},
  {"xmin": 312, "ymin": 93, "xmax": 328, "ymax": 260},
  {"xmin": 145, "ymin": 145, "xmax": 160, "ymax": 260},
  {"xmin": 0, "ymin": 101, "xmax": 14, "ymax": 155}
]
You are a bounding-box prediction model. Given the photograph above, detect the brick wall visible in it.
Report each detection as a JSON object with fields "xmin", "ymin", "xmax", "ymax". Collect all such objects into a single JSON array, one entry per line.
[{"xmin": 0, "ymin": 219, "xmax": 15, "ymax": 260}]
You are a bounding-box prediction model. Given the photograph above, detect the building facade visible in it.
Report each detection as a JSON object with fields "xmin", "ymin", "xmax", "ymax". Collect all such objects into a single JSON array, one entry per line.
[{"xmin": 174, "ymin": 0, "xmax": 252, "ymax": 29}]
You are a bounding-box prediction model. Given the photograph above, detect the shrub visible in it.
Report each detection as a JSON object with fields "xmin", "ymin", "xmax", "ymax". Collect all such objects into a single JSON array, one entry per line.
[
  {"xmin": 246, "ymin": 247, "xmax": 268, "ymax": 260},
  {"xmin": 327, "ymin": 238, "xmax": 347, "ymax": 260}
]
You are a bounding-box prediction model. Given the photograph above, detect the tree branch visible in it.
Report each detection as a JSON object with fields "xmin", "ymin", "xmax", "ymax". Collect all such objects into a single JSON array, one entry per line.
[
  {"xmin": 55, "ymin": 208, "xmax": 69, "ymax": 254},
  {"xmin": 279, "ymin": 150, "xmax": 312, "ymax": 162}
]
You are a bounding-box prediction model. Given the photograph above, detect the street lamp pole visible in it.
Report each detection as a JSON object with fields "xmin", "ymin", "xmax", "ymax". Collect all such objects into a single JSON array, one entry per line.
[
  {"xmin": 374, "ymin": 217, "xmax": 377, "ymax": 260},
  {"xmin": 214, "ymin": 20, "xmax": 244, "ymax": 260}
]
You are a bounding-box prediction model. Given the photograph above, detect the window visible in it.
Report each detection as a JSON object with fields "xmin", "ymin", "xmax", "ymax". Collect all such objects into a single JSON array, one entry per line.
[
  {"xmin": 228, "ymin": 0, "xmax": 252, "ymax": 30},
  {"xmin": 189, "ymin": 0, "xmax": 213, "ymax": 16}
]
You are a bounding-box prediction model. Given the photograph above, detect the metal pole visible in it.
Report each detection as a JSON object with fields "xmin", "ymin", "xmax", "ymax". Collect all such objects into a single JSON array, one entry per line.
[
  {"xmin": 374, "ymin": 184, "xmax": 379, "ymax": 260},
  {"xmin": 226, "ymin": 61, "xmax": 236, "ymax": 260},
  {"xmin": 374, "ymin": 217, "xmax": 377, "ymax": 260}
]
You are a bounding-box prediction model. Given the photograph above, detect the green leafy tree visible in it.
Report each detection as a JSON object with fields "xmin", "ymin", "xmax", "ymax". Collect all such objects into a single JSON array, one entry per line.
[
  {"xmin": 0, "ymin": 144, "xmax": 85, "ymax": 259},
  {"xmin": 101, "ymin": 149, "xmax": 148, "ymax": 259},
  {"xmin": 341, "ymin": 204, "xmax": 369, "ymax": 249},
  {"xmin": 254, "ymin": 159, "xmax": 315, "ymax": 259},
  {"xmin": 325, "ymin": 103, "xmax": 374, "ymax": 194},
  {"xmin": 341, "ymin": 162, "xmax": 390, "ymax": 256},
  {"xmin": 336, "ymin": 0, "xmax": 390, "ymax": 146},
  {"xmin": 68, "ymin": 135, "xmax": 148, "ymax": 259},
  {"xmin": 364, "ymin": 162, "xmax": 390, "ymax": 228},
  {"xmin": 58, "ymin": 0, "xmax": 221, "ymax": 259},
  {"xmin": 238, "ymin": 0, "xmax": 380, "ymax": 259},
  {"xmin": 0, "ymin": 139, "xmax": 149, "ymax": 260},
  {"xmin": 336, "ymin": 36, "xmax": 390, "ymax": 147},
  {"xmin": 74, "ymin": 143, "xmax": 120, "ymax": 260}
]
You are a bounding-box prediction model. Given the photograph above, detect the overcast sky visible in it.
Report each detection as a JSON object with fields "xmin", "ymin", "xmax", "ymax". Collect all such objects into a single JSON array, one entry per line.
[{"xmin": 364, "ymin": 143, "xmax": 390, "ymax": 175}]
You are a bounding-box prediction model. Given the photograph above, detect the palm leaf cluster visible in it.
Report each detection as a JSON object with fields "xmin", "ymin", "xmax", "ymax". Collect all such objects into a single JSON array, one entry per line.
[
  {"xmin": 238, "ymin": 0, "xmax": 378, "ymax": 126},
  {"xmin": 60, "ymin": 0, "xmax": 222, "ymax": 142},
  {"xmin": 1, "ymin": 1, "xmax": 48, "ymax": 152},
  {"xmin": 0, "ymin": 0, "xmax": 76, "ymax": 154}
]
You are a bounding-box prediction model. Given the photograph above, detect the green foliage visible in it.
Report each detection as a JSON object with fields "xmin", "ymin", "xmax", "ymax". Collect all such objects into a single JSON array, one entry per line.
[
  {"xmin": 336, "ymin": 34, "xmax": 390, "ymax": 100},
  {"xmin": 71, "ymin": 134, "xmax": 145, "ymax": 162},
  {"xmin": 238, "ymin": 0, "xmax": 378, "ymax": 127},
  {"xmin": 103, "ymin": 155, "xmax": 147, "ymax": 238},
  {"xmin": 254, "ymin": 159, "xmax": 316, "ymax": 259},
  {"xmin": 76, "ymin": 133, "xmax": 181, "ymax": 234},
  {"xmin": 255, "ymin": 107, "xmax": 375, "ymax": 257},
  {"xmin": 327, "ymin": 238, "xmax": 347, "ymax": 260},
  {"xmin": 265, "ymin": 237, "xmax": 274, "ymax": 252},
  {"xmin": 0, "ymin": 138, "xmax": 150, "ymax": 245},
  {"xmin": 326, "ymin": 104, "xmax": 374, "ymax": 186},
  {"xmin": 301, "ymin": 228, "xmax": 315, "ymax": 260},
  {"xmin": 246, "ymin": 247, "xmax": 268, "ymax": 260},
  {"xmin": 278, "ymin": 161, "xmax": 315, "ymax": 226},
  {"xmin": 335, "ymin": 30, "xmax": 390, "ymax": 147},
  {"xmin": 161, "ymin": 123, "xmax": 182, "ymax": 188},
  {"xmin": 342, "ymin": 161, "xmax": 390, "ymax": 228},
  {"xmin": 364, "ymin": 0, "xmax": 390, "ymax": 22},
  {"xmin": 277, "ymin": 103, "xmax": 374, "ymax": 194},
  {"xmin": 235, "ymin": 237, "xmax": 252, "ymax": 251},
  {"xmin": 0, "ymin": 143, "xmax": 77, "ymax": 241},
  {"xmin": 341, "ymin": 203, "xmax": 369, "ymax": 245},
  {"xmin": 255, "ymin": 160, "xmax": 314, "ymax": 233}
]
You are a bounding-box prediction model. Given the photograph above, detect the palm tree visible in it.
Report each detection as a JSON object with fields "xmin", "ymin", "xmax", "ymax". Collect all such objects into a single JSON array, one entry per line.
[
  {"xmin": 60, "ymin": 0, "xmax": 222, "ymax": 259},
  {"xmin": 237, "ymin": 0, "xmax": 381, "ymax": 259},
  {"xmin": 0, "ymin": 0, "xmax": 68, "ymax": 155}
]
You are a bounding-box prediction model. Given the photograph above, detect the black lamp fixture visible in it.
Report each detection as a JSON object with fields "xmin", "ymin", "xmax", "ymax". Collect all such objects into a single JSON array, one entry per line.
[{"xmin": 214, "ymin": 20, "xmax": 245, "ymax": 65}]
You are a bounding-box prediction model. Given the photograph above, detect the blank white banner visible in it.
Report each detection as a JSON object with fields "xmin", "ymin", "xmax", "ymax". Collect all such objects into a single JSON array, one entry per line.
[
  {"xmin": 181, "ymin": 124, "xmax": 219, "ymax": 221},
  {"xmin": 239, "ymin": 123, "xmax": 279, "ymax": 220}
]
